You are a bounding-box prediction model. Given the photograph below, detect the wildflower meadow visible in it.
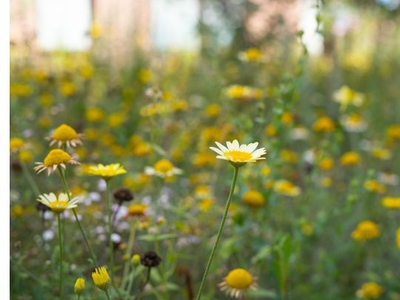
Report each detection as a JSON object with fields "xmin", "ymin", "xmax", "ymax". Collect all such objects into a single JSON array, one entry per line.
[{"xmin": 9, "ymin": 1, "xmax": 400, "ymax": 299}]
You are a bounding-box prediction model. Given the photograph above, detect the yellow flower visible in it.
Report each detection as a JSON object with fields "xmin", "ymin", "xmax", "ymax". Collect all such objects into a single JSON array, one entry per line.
[
  {"xmin": 386, "ymin": 124, "xmax": 400, "ymax": 141},
  {"xmin": 92, "ymin": 267, "xmax": 110, "ymax": 291},
  {"xmin": 313, "ymin": 116, "xmax": 335, "ymax": 132},
  {"xmin": 242, "ymin": 190, "xmax": 265, "ymax": 208},
  {"xmin": 37, "ymin": 193, "xmax": 81, "ymax": 214},
  {"xmin": 193, "ymin": 152, "xmax": 216, "ymax": 168},
  {"xmin": 86, "ymin": 108, "xmax": 105, "ymax": 123},
  {"xmin": 356, "ymin": 282, "xmax": 384, "ymax": 299},
  {"xmin": 340, "ymin": 152, "xmax": 361, "ymax": 166},
  {"xmin": 87, "ymin": 163, "xmax": 127, "ymax": 180},
  {"xmin": 10, "ymin": 83, "xmax": 32, "ymax": 97},
  {"xmin": 218, "ymin": 268, "xmax": 257, "ymax": 299},
  {"xmin": 34, "ymin": 149, "xmax": 80, "ymax": 175},
  {"xmin": 47, "ymin": 124, "xmax": 83, "ymax": 147},
  {"xmin": 381, "ymin": 197, "xmax": 400, "ymax": 209},
  {"xmin": 333, "ymin": 85, "xmax": 365, "ymax": 111},
  {"xmin": 280, "ymin": 149, "xmax": 298, "ymax": 164},
  {"xmin": 281, "ymin": 112, "xmax": 294, "ymax": 125},
  {"xmin": 340, "ymin": 113, "xmax": 367, "ymax": 132},
  {"xmin": 364, "ymin": 180, "xmax": 386, "ymax": 194},
  {"xmin": 108, "ymin": 112, "xmax": 126, "ymax": 128},
  {"xmin": 80, "ymin": 65, "xmax": 93, "ymax": 79},
  {"xmin": 352, "ymin": 221, "xmax": 380, "ymax": 241},
  {"xmin": 209, "ymin": 140, "xmax": 266, "ymax": 168},
  {"xmin": 131, "ymin": 141, "xmax": 152, "ymax": 157},
  {"xmin": 138, "ymin": 69, "xmax": 152, "ymax": 83},
  {"xmin": 10, "ymin": 137, "xmax": 25, "ymax": 153},
  {"xmin": 319, "ymin": 157, "xmax": 334, "ymax": 171},
  {"xmin": 127, "ymin": 204, "xmax": 147, "ymax": 217},
  {"xmin": 144, "ymin": 159, "xmax": 182, "ymax": 178},
  {"xmin": 265, "ymin": 125, "xmax": 277, "ymax": 137},
  {"xmin": 238, "ymin": 48, "xmax": 263, "ymax": 62},
  {"xmin": 274, "ymin": 180, "xmax": 301, "ymax": 197},
  {"xmin": 74, "ymin": 278, "xmax": 85, "ymax": 295},
  {"xmin": 205, "ymin": 103, "xmax": 221, "ymax": 117},
  {"xmin": 60, "ymin": 81, "xmax": 76, "ymax": 97},
  {"xmin": 18, "ymin": 150, "xmax": 33, "ymax": 163},
  {"xmin": 370, "ymin": 147, "xmax": 392, "ymax": 160},
  {"xmin": 39, "ymin": 93, "xmax": 53, "ymax": 106},
  {"xmin": 89, "ymin": 21, "xmax": 103, "ymax": 39},
  {"xmin": 198, "ymin": 198, "xmax": 214, "ymax": 212}
]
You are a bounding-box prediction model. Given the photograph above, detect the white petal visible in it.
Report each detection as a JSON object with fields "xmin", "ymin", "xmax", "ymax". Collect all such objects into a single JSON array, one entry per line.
[
  {"xmin": 210, "ymin": 146, "xmax": 224, "ymax": 156},
  {"xmin": 215, "ymin": 141, "xmax": 229, "ymax": 153},
  {"xmin": 246, "ymin": 142, "xmax": 259, "ymax": 153}
]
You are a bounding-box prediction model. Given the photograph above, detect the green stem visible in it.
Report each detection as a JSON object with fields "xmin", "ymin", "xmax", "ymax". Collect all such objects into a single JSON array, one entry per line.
[
  {"xmin": 58, "ymin": 168, "xmax": 98, "ymax": 266},
  {"xmin": 20, "ymin": 160, "xmax": 41, "ymax": 196},
  {"xmin": 105, "ymin": 181, "xmax": 115, "ymax": 280},
  {"xmin": 57, "ymin": 214, "xmax": 64, "ymax": 300},
  {"xmin": 195, "ymin": 166, "xmax": 240, "ymax": 300},
  {"xmin": 122, "ymin": 221, "xmax": 138, "ymax": 289},
  {"xmin": 105, "ymin": 289, "xmax": 112, "ymax": 300}
]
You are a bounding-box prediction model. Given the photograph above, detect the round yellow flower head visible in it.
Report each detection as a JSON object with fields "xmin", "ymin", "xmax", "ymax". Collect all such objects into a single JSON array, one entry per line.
[
  {"xmin": 34, "ymin": 149, "xmax": 80, "ymax": 175},
  {"xmin": 218, "ymin": 268, "xmax": 257, "ymax": 299},
  {"xmin": 352, "ymin": 221, "xmax": 380, "ymax": 241},
  {"xmin": 87, "ymin": 163, "xmax": 127, "ymax": 180},
  {"xmin": 242, "ymin": 190, "xmax": 265, "ymax": 208},
  {"xmin": 340, "ymin": 151, "xmax": 361, "ymax": 166},
  {"xmin": 356, "ymin": 282, "xmax": 384, "ymax": 299},
  {"xmin": 48, "ymin": 124, "xmax": 83, "ymax": 147},
  {"xmin": 74, "ymin": 277, "xmax": 85, "ymax": 295},
  {"xmin": 128, "ymin": 204, "xmax": 147, "ymax": 217},
  {"xmin": 10, "ymin": 137, "xmax": 25, "ymax": 153},
  {"xmin": 313, "ymin": 116, "xmax": 335, "ymax": 132},
  {"xmin": 92, "ymin": 267, "xmax": 110, "ymax": 291}
]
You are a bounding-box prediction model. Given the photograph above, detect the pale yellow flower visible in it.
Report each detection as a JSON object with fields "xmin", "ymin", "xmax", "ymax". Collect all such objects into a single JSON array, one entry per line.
[
  {"xmin": 37, "ymin": 193, "xmax": 80, "ymax": 214},
  {"xmin": 87, "ymin": 163, "xmax": 127, "ymax": 180}
]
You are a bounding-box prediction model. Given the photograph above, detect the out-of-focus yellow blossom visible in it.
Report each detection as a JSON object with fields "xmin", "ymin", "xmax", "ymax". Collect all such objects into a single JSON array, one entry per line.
[
  {"xmin": 38, "ymin": 116, "xmax": 51, "ymax": 128},
  {"xmin": 364, "ymin": 180, "xmax": 386, "ymax": 194},
  {"xmin": 280, "ymin": 149, "xmax": 298, "ymax": 164},
  {"xmin": 198, "ymin": 198, "xmax": 214, "ymax": 212},
  {"xmin": 352, "ymin": 221, "xmax": 380, "ymax": 241},
  {"xmin": 108, "ymin": 112, "xmax": 126, "ymax": 128},
  {"xmin": 100, "ymin": 133, "xmax": 116, "ymax": 146},
  {"xmin": 18, "ymin": 150, "xmax": 33, "ymax": 163},
  {"xmin": 319, "ymin": 157, "xmax": 334, "ymax": 171},
  {"xmin": 340, "ymin": 113, "xmax": 367, "ymax": 132},
  {"xmin": 274, "ymin": 180, "xmax": 301, "ymax": 197},
  {"xmin": 110, "ymin": 145, "xmax": 126, "ymax": 157},
  {"xmin": 340, "ymin": 152, "xmax": 361, "ymax": 166},
  {"xmin": 386, "ymin": 124, "xmax": 400, "ymax": 141},
  {"xmin": 11, "ymin": 205, "xmax": 25, "ymax": 218},
  {"xmin": 132, "ymin": 142, "xmax": 152, "ymax": 157},
  {"xmin": 86, "ymin": 108, "xmax": 105, "ymax": 123},
  {"xmin": 39, "ymin": 93, "xmax": 53, "ymax": 106},
  {"xmin": 333, "ymin": 85, "xmax": 365, "ymax": 111},
  {"xmin": 242, "ymin": 190, "xmax": 265, "ymax": 208},
  {"xmin": 35, "ymin": 70, "xmax": 48, "ymax": 82},
  {"xmin": 60, "ymin": 81, "xmax": 76, "ymax": 97},
  {"xmin": 144, "ymin": 159, "xmax": 182, "ymax": 180},
  {"xmin": 172, "ymin": 99, "xmax": 189, "ymax": 112},
  {"xmin": 313, "ymin": 116, "xmax": 335, "ymax": 132},
  {"xmin": 127, "ymin": 204, "xmax": 147, "ymax": 217},
  {"xmin": 381, "ymin": 197, "xmax": 400, "ymax": 209},
  {"xmin": 74, "ymin": 278, "xmax": 85, "ymax": 295},
  {"xmin": 193, "ymin": 152, "xmax": 216, "ymax": 168},
  {"xmin": 123, "ymin": 174, "xmax": 150, "ymax": 191},
  {"xmin": 356, "ymin": 282, "xmax": 383, "ymax": 299},
  {"xmin": 320, "ymin": 176, "xmax": 332, "ymax": 187},
  {"xmin": 138, "ymin": 69, "xmax": 152, "ymax": 83},
  {"xmin": 265, "ymin": 125, "xmax": 277, "ymax": 137},
  {"xmin": 10, "ymin": 137, "xmax": 25, "ymax": 153},
  {"xmin": 194, "ymin": 185, "xmax": 211, "ymax": 199},
  {"xmin": 226, "ymin": 85, "xmax": 262, "ymax": 101},
  {"xmin": 80, "ymin": 64, "xmax": 94, "ymax": 79},
  {"xmin": 300, "ymin": 221, "xmax": 313, "ymax": 236},
  {"xmin": 370, "ymin": 147, "xmax": 392, "ymax": 160},
  {"xmin": 83, "ymin": 128, "xmax": 98, "ymax": 140},
  {"xmin": 343, "ymin": 52, "xmax": 371, "ymax": 73},
  {"xmin": 238, "ymin": 47, "xmax": 263, "ymax": 62},
  {"xmin": 281, "ymin": 112, "xmax": 294, "ymax": 125},
  {"xmin": 89, "ymin": 21, "xmax": 102, "ymax": 39},
  {"xmin": 261, "ymin": 165, "xmax": 270, "ymax": 176},
  {"xmin": 10, "ymin": 83, "xmax": 32, "ymax": 97},
  {"xmin": 205, "ymin": 103, "xmax": 221, "ymax": 117}
]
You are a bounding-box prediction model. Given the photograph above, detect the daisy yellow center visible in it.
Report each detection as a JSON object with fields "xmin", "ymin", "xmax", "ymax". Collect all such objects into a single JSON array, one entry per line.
[
  {"xmin": 224, "ymin": 150, "xmax": 252, "ymax": 162},
  {"xmin": 10, "ymin": 138, "xmax": 25, "ymax": 151},
  {"xmin": 53, "ymin": 124, "xmax": 78, "ymax": 141},
  {"xmin": 154, "ymin": 159, "xmax": 174, "ymax": 173},
  {"xmin": 44, "ymin": 149, "xmax": 72, "ymax": 166},
  {"xmin": 128, "ymin": 204, "xmax": 147, "ymax": 216},
  {"xmin": 49, "ymin": 200, "xmax": 69, "ymax": 213},
  {"xmin": 225, "ymin": 269, "xmax": 253, "ymax": 289}
]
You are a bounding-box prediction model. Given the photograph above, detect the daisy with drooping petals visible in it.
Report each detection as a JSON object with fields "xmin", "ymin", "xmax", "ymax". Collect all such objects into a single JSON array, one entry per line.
[
  {"xmin": 209, "ymin": 140, "xmax": 266, "ymax": 168},
  {"xmin": 34, "ymin": 149, "xmax": 80, "ymax": 175},
  {"xmin": 87, "ymin": 163, "xmax": 127, "ymax": 180},
  {"xmin": 46, "ymin": 124, "xmax": 84, "ymax": 148},
  {"xmin": 218, "ymin": 268, "xmax": 258, "ymax": 299},
  {"xmin": 144, "ymin": 159, "xmax": 182, "ymax": 179},
  {"xmin": 37, "ymin": 192, "xmax": 81, "ymax": 214}
]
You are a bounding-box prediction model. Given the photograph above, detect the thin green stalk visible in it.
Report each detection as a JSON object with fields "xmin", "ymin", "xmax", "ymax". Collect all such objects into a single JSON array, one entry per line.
[
  {"xmin": 122, "ymin": 221, "xmax": 138, "ymax": 289},
  {"xmin": 105, "ymin": 181, "xmax": 115, "ymax": 280},
  {"xmin": 20, "ymin": 160, "xmax": 41, "ymax": 196},
  {"xmin": 57, "ymin": 214, "xmax": 64, "ymax": 300},
  {"xmin": 195, "ymin": 166, "xmax": 240, "ymax": 300},
  {"xmin": 58, "ymin": 168, "xmax": 98, "ymax": 265},
  {"xmin": 105, "ymin": 289, "xmax": 112, "ymax": 300}
]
